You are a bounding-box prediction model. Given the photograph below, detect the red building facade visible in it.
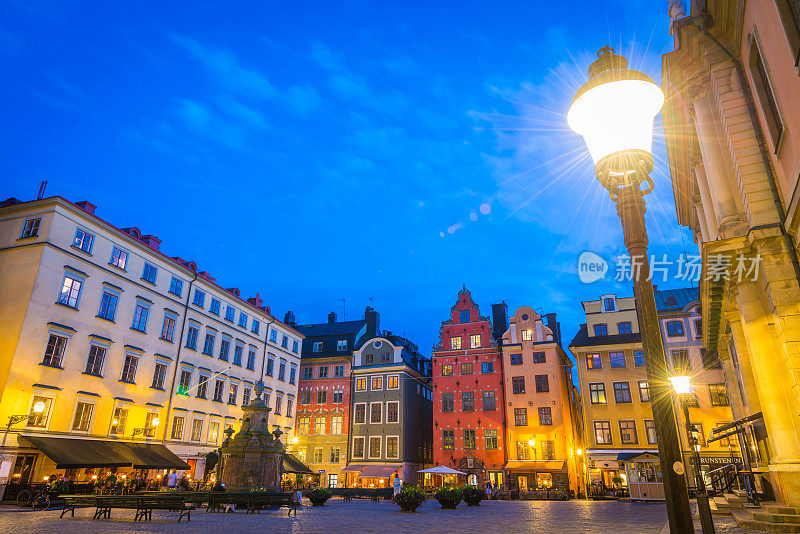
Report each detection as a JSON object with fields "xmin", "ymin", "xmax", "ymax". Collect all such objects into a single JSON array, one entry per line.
[{"xmin": 432, "ymin": 287, "xmax": 506, "ymax": 488}]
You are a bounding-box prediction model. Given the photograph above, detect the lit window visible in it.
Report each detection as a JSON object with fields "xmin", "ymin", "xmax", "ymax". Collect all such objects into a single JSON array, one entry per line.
[
  {"xmin": 709, "ymin": 384, "xmax": 730, "ymax": 406},
  {"xmin": 171, "ymin": 416, "xmax": 185, "ymax": 440},
  {"xmin": 469, "ymin": 334, "xmax": 481, "ymax": 348},
  {"xmin": 314, "ymin": 415, "xmax": 326, "ymax": 435},
  {"xmin": 110, "ymin": 247, "xmax": 128, "ymax": 270},
  {"xmin": 73, "ymin": 228, "xmax": 94, "ymax": 253},
  {"xmin": 298, "ymin": 416, "xmax": 310, "ymax": 435},
  {"xmin": 355, "ymin": 378, "xmax": 366, "ymax": 391},
  {"xmin": 191, "ymin": 419, "xmax": 203, "ymax": 442},
  {"xmin": 645, "ymin": 420, "xmax": 657, "ymax": 444},
  {"xmin": 27, "ymin": 396, "xmax": 52, "ymax": 428},
  {"xmin": 72, "ymin": 402, "xmax": 94, "ymax": 432},
  {"xmin": 538, "ymin": 407, "xmax": 552, "ymax": 426},
  {"xmin": 521, "ymin": 329, "xmax": 532, "ymax": 341},
  {"xmin": 110, "ymin": 407, "xmax": 127, "ymax": 435},
  {"xmin": 588, "ymin": 383, "xmax": 606, "ymax": 404},
  {"xmin": 371, "ymin": 376, "xmax": 383, "ymax": 390},
  {"xmin": 514, "ymin": 408, "xmax": 528, "ymax": 426},
  {"xmin": 594, "ymin": 420, "xmax": 612, "ymax": 444},
  {"xmin": 586, "ymin": 353, "xmax": 602, "ymax": 369},
  {"xmin": 386, "ymin": 436, "xmax": 399, "ymax": 458},
  {"xmin": 388, "ymin": 375, "xmax": 399, "ymax": 389},
  {"xmin": 619, "ymin": 420, "xmax": 638, "ymax": 444},
  {"xmin": 450, "ymin": 336, "xmax": 462, "ymax": 349},
  {"xmin": 442, "ymin": 430, "xmax": 455, "ymax": 450},
  {"xmin": 331, "ymin": 414, "xmax": 343, "ymax": 434},
  {"xmin": 441, "ymin": 364, "xmax": 453, "ymax": 376},
  {"xmin": 638, "ymin": 380, "xmax": 650, "ymax": 402},
  {"xmin": 58, "ymin": 274, "xmax": 83, "ymax": 308}
]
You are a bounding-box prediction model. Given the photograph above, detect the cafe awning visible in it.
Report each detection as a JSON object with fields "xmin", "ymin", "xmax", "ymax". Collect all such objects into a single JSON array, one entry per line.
[
  {"xmin": 283, "ymin": 453, "xmax": 313, "ymax": 474},
  {"xmin": 113, "ymin": 442, "xmax": 190, "ymax": 470},
  {"xmin": 357, "ymin": 464, "xmax": 402, "ymax": 478},
  {"xmin": 503, "ymin": 460, "xmax": 566, "ymax": 472},
  {"xmin": 341, "ymin": 464, "xmax": 367, "ymax": 473},
  {"xmin": 23, "ymin": 436, "xmax": 131, "ymax": 469}
]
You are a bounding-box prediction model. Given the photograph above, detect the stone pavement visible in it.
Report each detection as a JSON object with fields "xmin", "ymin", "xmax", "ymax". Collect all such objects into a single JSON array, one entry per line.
[{"xmin": 0, "ymin": 498, "xmax": 761, "ymax": 533}]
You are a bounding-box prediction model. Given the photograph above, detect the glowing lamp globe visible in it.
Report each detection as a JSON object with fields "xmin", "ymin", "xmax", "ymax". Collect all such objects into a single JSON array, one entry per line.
[
  {"xmin": 32, "ymin": 401, "xmax": 46, "ymax": 414},
  {"xmin": 568, "ymin": 47, "xmax": 664, "ymax": 174},
  {"xmin": 669, "ymin": 375, "xmax": 692, "ymax": 395},
  {"xmin": 152, "ymin": 417, "xmax": 160, "ymax": 427}
]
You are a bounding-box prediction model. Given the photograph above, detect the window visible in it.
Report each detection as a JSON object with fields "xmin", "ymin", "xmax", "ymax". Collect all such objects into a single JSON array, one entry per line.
[
  {"xmin": 85, "ymin": 345, "xmax": 106, "ymax": 376},
  {"xmin": 58, "ymin": 274, "xmax": 83, "ymax": 308},
  {"xmin": 274, "ymin": 396, "xmax": 282, "ymax": 415},
  {"xmin": 143, "ymin": 412, "xmax": 158, "ymax": 437},
  {"xmin": 702, "ymin": 348, "xmax": 722, "ymax": 369},
  {"xmin": 442, "ymin": 392, "xmax": 454, "ymax": 412},
  {"xmin": 353, "ymin": 437, "xmax": 365, "ymax": 458},
  {"xmin": 281, "ymin": 335, "xmax": 289, "ymax": 348},
  {"xmin": 512, "ymin": 376, "xmax": 526, "ymax": 394},
  {"xmin": 312, "ymin": 447, "xmax": 323, "ymax": 463},
  {"xmin": 212, "ymin": 379, "xmax": 224, "ymax": 402},
  {"xmin": 671, "ymin": 350, "xmax": 691, "ymax": 371},
  {"xmin": 514, "ymin": 408, "xmax": 528, "ymax": 426},
  {"xmin": 461, "ymin": 391, "xmax": 474, "ymax": 411},
  {"xmin": 603, "ymin": 297, "xmax": 615, "ymax": 311},
  {"xmin": 228, "ymin": 383, "xmax": 238, "ymax": 404},
  {"xmin": 319, "ymin": 366, "xmax": 328, "ymax": 378},
  {"xmin": 289, "ymin": 365, "xmax": 296, "ymax": 385},
  {"xmin": 609, "ymin": 352, "xmax": 625, "ymax": 367},
  {"xmin": 510, "ymin": 353, "xmax": 523, "ymax": 365},
  {"xmin": 516, "ymin": 441, "xmax": 530, "ymax": 460},
  {"xmin": 469, "ymin": 334, "xmax": 481, "ymax": 348},
  {"xmin": 28, "ymin": 396, "xmax": 52, "ymax": 428},
  {"xmin": 233, "ymin": 345, "xmax": 243, "ymax": 366},
  {"xmin": 159, "ymin": 313, "xmax": 176, "ymax": 342},
  {"xmin": 387, "ymin": 402, "xmax": 399, "ymax": 423},
  {"xmin": 278, "ymin": 361, "xmax": 286, "ymax": 381},
  {"xmin": 169, "ymin": 277, "xmax": 183, "ymax": 296},
  {"xmin": 485, "ymin": 429, "xmax": 498, "ymax": 449},
  {"xmin": 460, "ymin": 363, "xmax": 473, "ymax": 375},
  {"xmin": 386, "ymin": 436, "xmax": 399, "ymax": 458},
  {"xmin": 355, "ymin": 378, "xmax": 366, "ymax": 391},
  {"xmin": 120, "ymin": 354, "xmax": 139, "ymax": 383},
  {"xmin": 73, "ymin": 228, "xmax": 94, "ymax": 253},
  {"xmin": 588, "ymin": 383, "xmax": 606, "ymax": 404},
  {"xmin": 142, "ymin": 263, "xmax": 157, "ymax": 284},
  {"xmin": 638, "ymin": 380, "xmax": 650, "ymax": 402},
  {"xmin": 442, "ymin": 364, "xmax": 453, "ymax": 376},
  {"xmin": 522, "ymin": 329, "xmax": 532, "ymax": 341},
  {"xmin": 594, "ymin": 420, "xmax": 612, "ymax": 444},
  {"xmin": 459, "ymin": 310, "xmax": 470, "ymax": 323},
  {"xmin": 209, "ymin": 298, "xmax": 220, "ymax": 315},
  {"xmin": 242, "ymin": 387, "xmax": 251, "ymax": 405},
  {"xmin": 312, "ymin": 341, "xmax": 322, "ymax": 352},
  {"xmin": 191, "ymin": 419, "xmax": 203, "ymax": 442},
  {"xmin": 202, "ymin": 333, "xmax": 215, "ymax": 355},
  {"xmin": 613, "ymin": 381, "xmax": 632, "ymax": 403},
  {"xmin": 207, "ymin": 421, "xmax": 220, "ymax": 444},
  {"xmin": 302, "ymin": 367, "xmax": 312, "ymax": 380},
  {"xmin": 532, "ymin": 352, "xmax": 546, "ymax": 363},
  {"xmin": 314, "ymin": 415, "xmax": 326, "ymax": 435},
  {"xmin": 593, "ymin": 323, "xmax": 608, "ymax": 336},
  {"xmin": 482, "ymin": 391, "xmax": 496, "ymax": 411},
  {"xmin": 317, "ymin": 390, "xmax": 327, "ymax": 404},
  {"xmin": 586, "ymin": 353, "xmax": 602, "ymax": 369},
  {"xmin": 331, "ymin": 414, "xmax": 343, "ymax": 434},
  {"xmin": 535, "ymin": 374, "xmax": 549, "ymax": 393},
  {"xmin": 369, "ymin": 436, "xmax": 381, "ymax": 458},
  {"xmin": 709, "ymin": 384, "xmax": 730, "ymax": 406},
  {"xmin": 617, "ymin": 322, "xmax": 632, "ymax": 334},
  {"xmin": 620, "ymin": 420, "xmax": 638, "ymax": 444},
  {"xmin": 219, "ymin": 338, "xmax": 230, "ymax": 361},
  {"xmin": 185, "ymin": 325, "xmax": 198, "ymax": 350},
  {"xmin": 196, "ymin": 375, "xmax": 208, "ymax": 399},
  {"xmin": 110, "ymin": 247, "xmax": 128, "ymax": 270},
  {"xmin": 148, "ymin": 361, "xmax": 167, "ymax": 390},
  {"xmin": 300, "ymin": 391, "xmax": 310, "ymax": 404},
  {"xmin": 450, "ymin": 336, "xmax": 462, "ymax": 349},
  {"xmin": 442, "ymin": 429, "xmax": 455, "ymax": 449},
  {"xmin": 369, "ymin": 403, "xmax": 382, "ymax": 424},
  {"xmin": 463, "ymin": 429, "xmax": 476, "ymax": 449},
  {"xmin": 538, "ymin": 406, "xmax": 552, "ymax": 425},
  {"xmin": 335, "ymin": 365, "xmax": 345, "ymax": 377},
  {"xmin": 110, "ymin": 407, "xmax": 128, "ymax": 434},
  {"xmin": 749, "ymin": 36, "xmax": 785, "ymax": 149},
  {"xmin": 298, "ymin": 415, "xmax": 310, "ymax": 435},
  {"xmin": 336, "ymin": 339, "xmax": 347, "ymax": 351},
  {"xmin": 131, "ymin": 303, "xmax": 150, "ymax": 333},
  {"xmin": 481, "ymin": 362, "xmax": 493, "ymax": 374},
  {"xmin": 42, "ymin": 334, "xmax": 68, "ymax": 367},
  {"xmin": 371, "ymin": 376, "xmax": 382, "ymax": 390},
  {"xmin": 354, "ymin": 404, "xmax": 366, "ymax": 424},
  {"xmin": 20, "ymin": 218, "xmax": 40, "ymax": 238},
  {"xmin": 171, "ymin": 416, "xmax": 185, "ymax": 440},
  {"xmin": 178, "ymin": 370, "xmax": 191, "ymax": 394},
  {"xmin": 238, "ymin": 312, "xmax": 248, "ymax": 328},
  {"xmin": 252, "ymin": 320, "xmax": 260, "ymax": 335},
  {"xmin": 72, "ymin": 402, "xmax": 94, "ymax": 432},
  {"xmin": 666, "ymin": 321, "xmax": 684, "ymax": 337},
  {"xmin": 387, "ymin": 375, "xmax": 398, "ymax": 389},
  {"xmin": 634, "ymin": 350, "xmax": 646, "ymax": 366},
  {"xmin": 266, "ymin": 357, "xmax": 274, "ymax": 376},
  {"xmin": 269, "ymin": 329, "xmax": 278, "ymax": 342},
  {"xmin": 292, "ymin": 340, "xmax": 299, "ymax": 353},
  {"xmin": 645, "ymin": 420, "xmax": 657, "ymax": 444}
]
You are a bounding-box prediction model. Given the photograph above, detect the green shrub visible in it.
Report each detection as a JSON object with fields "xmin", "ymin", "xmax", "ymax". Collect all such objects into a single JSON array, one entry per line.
[
  {"xmin": 462, "ymin": 486, "xmax": 485, "ymax": 506},
  {"xmin": 393, "ymin": 485, "xmax": 427, "ymax": 512},
  {"xmin": 305, "ymin": 487, "xmax": 332, "ymax": 506},
  {"xmin": 434, "ymin": 486, "xmax": 462, "ymax": 509}
]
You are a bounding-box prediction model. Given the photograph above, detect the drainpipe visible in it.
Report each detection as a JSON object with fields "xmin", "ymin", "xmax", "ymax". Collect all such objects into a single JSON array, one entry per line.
[
  {"xmin": 697, "ymin": 19, "xmax": 800, "ymax": 284},
  {"xmin": 161, "ymin": 270, "xmax": 198, "ymax": 442},
  {"xmin": 260, "ymin": 316, "xmax": 277, "ymax": 378}
]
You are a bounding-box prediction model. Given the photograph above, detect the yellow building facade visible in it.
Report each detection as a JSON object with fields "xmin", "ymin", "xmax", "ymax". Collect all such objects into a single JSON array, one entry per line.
[
  {"xmin": 0, "ymin": 195, "xmax": 302, "ymax": 490},
  {"xmin": 663, "ymin": 0, "xmax": 800, "ymax": 505}
]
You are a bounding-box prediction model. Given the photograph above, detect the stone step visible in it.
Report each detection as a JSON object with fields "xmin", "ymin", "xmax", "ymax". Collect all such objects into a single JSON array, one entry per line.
[
  {"xmin": 725, "ymin": 492, "xmax": 745, "ymax": 503},
  {"xmin": 765, "ymin": 505, "xmax": 800, "ymax": 516},
  {"xmin": 733, "ymin": 489, "xmax": 749, "ymax": 498},
  {"xmin": 732, "ymin": 510, "xmax": 800, "ymax": 533},
  {"xmin": 752, "ymin": 511, "xmax": 800, "ymax": 524}
]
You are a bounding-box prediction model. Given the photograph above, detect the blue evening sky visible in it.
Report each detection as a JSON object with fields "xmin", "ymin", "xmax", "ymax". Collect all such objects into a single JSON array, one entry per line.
[{"xmin": 1, "ymin": 1, "xmax": 694, "ymax": 361}]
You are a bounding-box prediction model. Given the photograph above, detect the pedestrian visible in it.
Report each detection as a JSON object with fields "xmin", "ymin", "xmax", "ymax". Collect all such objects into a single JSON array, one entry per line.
[
  {"xmin": 485, "ymin": 481, "xmax": 493, "ymax": 500},
  {"xmin": 393, "ymin": 476, "xmax": 402, "ymax": 497},
  {"xmin": 167, "ymin": 470, "xmax": 177, "ymax": 488}
]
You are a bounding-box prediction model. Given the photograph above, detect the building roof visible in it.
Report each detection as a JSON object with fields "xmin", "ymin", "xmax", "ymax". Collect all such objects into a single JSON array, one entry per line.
[
  {"xmin": 295, "ymin": 319, "xmax": 367, "ymax": 338},
  {"xmin": 569, "ymin": 324, "xmax": 642, "ymax": 348},
  {"xmin": 654, "ymin": 287, "xmax": 699, "ymax": 312}
]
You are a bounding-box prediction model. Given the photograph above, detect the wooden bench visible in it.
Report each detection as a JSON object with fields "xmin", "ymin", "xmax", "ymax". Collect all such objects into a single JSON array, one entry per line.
[
  {"xmin": 60, "ymin": 495, "xmax": 194, "ymax": 522},
  {"xmin": 206, "ymin": 492, "xmax": 297, "ymax": 515},
  {"xmin": 134, "ymin": 496, "xmax": 195, "ymax": 522},
  {"xmin": 60, "ymin": 495, "xmax": 97, "ymax": 518}
]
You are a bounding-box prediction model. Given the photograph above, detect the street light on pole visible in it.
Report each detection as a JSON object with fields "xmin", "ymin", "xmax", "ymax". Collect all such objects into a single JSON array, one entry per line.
[{"xmin": 568, "ymin": 46, "xmax": 695, "ymax": 534}]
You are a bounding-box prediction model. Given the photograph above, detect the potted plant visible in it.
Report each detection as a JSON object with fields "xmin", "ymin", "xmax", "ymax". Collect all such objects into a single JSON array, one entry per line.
[
  {"xmin": 462, "ymin": 486, "xmax": 484, "ymax": 506},
  {"xmin": 392, "ymin": 485, "xmax": 427, "ymax": 512},
  {"xmin": 305, "ymin": 487, "xmax": 332, "ymax": 506},
  {"xmin": 434, "ymin": 486, "xmax": 462, "ymax": 509}
]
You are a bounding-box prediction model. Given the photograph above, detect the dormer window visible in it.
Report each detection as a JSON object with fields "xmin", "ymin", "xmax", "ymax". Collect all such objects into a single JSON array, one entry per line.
[
  {"xmin": 665, "ymin": 296, "xmax": 677, "ymax": 306},
  {"xmin": 603, "ymin": 298, "xmax": 615, "ymax": 312},
  {"xmin": 459, "ymin": 310, "xmax": 470, "ymax": 323},
  {"xmin": 337, "ymin": 340, "xmax": 347, "ymax": 351}
]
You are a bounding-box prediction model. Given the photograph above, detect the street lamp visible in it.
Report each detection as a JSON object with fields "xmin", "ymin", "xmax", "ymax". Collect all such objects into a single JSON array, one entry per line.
[
  {"xmin": 670, "ymin": 375, "xmax": 716, "ymax": 534},
  {"xmin": 568, "ymin": 46, "xmax": 694, "ymax": 534},
  {"xmin": 7, "ymin": 401, "xmax": 45, "ymax": 427},
  {"xmin": 528, "ymin": 438, "xmax": 537, "ymax": 461},
  {"xmin": 132, "ymin": 417, "xmax": 160, "ymax": 438}
]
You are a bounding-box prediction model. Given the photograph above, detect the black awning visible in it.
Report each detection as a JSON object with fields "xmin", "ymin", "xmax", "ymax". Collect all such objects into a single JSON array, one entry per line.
[
  {"xmin": 283, "ymin": 453, "xmax": 313, "ymax": 474},
  {"xmin": 111, "ymin": 442, "xmax": 190, "ymax": 470},
  {"xmin": 23, "ymin": 436, "xmax": 131, "ymax": 469}
]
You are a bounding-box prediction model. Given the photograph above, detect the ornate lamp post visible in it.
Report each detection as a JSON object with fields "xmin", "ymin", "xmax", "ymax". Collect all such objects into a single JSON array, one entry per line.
[
  {"xmin": 568, "ymin": 46, "xmax": 694, "ymax": 534},
  {"xmin": 670, "ymin": 375, "xmax": 716, "ymax": 533}
]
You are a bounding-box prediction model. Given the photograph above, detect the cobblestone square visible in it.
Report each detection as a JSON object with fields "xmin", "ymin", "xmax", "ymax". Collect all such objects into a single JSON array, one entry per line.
[{"xmin": 0, "ymin": 499, "xmax": 760, "ymax": 534}]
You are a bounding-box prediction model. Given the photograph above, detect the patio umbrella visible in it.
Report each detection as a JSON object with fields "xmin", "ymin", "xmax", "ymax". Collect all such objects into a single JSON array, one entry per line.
[{"xmin": 419, "ymin": 466, "xmax": 467, "ymax": 475}]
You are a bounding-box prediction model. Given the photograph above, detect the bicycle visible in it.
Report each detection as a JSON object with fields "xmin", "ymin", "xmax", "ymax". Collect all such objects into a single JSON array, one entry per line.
[{"xmin": 16, "ymin": 487, "xmax": 51, "ymax": 511}]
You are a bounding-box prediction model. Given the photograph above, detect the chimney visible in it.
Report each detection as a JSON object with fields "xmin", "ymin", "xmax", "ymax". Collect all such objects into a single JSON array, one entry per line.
[
  {"xmin": 491, "ymin": 302, "xmax": 509, "ymax": 343},
  {"xmin": 74, "ymin": 201, "xmax": 96, "ymax": 216},
  {"xmin": 328, "ymin": 312, "xmax": 337, "ymax": 324},
  {"xmin": 284, "ymin": 311, "xmax": 296, "ymax": 327},
  {"xmin": 247, "ymin": 293, "xmax": 263, "ymax": 308},
  {"xmin": 545, "ymin": 313, "xmax": 562, "ymax": 347},
  {"xmin": 364, "ymin": 306, "xmax": 380, "ymax": 338},
  {"xmin": 140, "ymin": 235, "xmax": 161, "ymax": 251}
]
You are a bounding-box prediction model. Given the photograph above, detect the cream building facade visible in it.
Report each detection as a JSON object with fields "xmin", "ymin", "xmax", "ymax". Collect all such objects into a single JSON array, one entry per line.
[
  {"xmin": 663, "ymin": 0, "xmax": 800, "ymax": 504},
  {"xmin": 0, "ymin": 195, "xmax": 302, "ymax": 487}
]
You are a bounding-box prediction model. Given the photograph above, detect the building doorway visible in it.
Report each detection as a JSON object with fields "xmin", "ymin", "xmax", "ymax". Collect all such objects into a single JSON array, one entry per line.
[
  {"xmin": 517, "ymin": 475, "xmax": 528, "ymax": 491},
  {"xmin": 12, "ymin": 454, "xmax": 36, "ymax": 484},
  {"xmin": 328, "ymin": 474, "xmax": 338, "ymax": 488},
  {"xmin": 467, "ymin": 474, "xmax": 477, "ymax": 486}
]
